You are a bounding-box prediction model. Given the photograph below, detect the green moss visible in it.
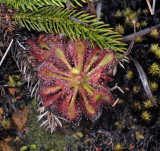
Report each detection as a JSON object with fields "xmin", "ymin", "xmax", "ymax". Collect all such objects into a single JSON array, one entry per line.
[
  {"xmin": 150, "ymin": 29, "xmax": 159, "ymax": 39},
  {"xmin": 141, "ymin": 111, "xmax": 151, "ymax": 121},
  {"xmin": 31, "ymin": 98, "xmax": 37, "ymax": 107},
  {"xmin": 17, "ymin": 81, "xmax": 23, "ymax": 86},
  {"xmin": 149, "ymin": 81, "xmax": 158, "ymax": 92},
  {"xmin": 141, "ymin": 21, "xmax": 147, "ymax": 27},
  {"xmin": 143, "ymin": 100, "xmax": 153, "ymax": 109},
  {"xmin": 115, "ymin": 10, "xmax": 122, "ymax": 18},
  {"xmin": 134, "ymin": 102, "xmax": 141, "ymax": 111},
  {"xmin": 149, "ymin": 62, "xmax": 160, "ymax": 76},
  {"xmin": 125, "ymin": 70, "xmax": 133, "ymax": 80},
  {"xmin": 20, "ymin": 146, "xmax": 28, "ymax": 151},
  {"xmin": 30, "ymin": 144, "xmax": 37, "ymax": 150},
  {"xmin": 125, "ymin": 12, "xmax": 138, "ymax": 27},
  {"xmin": 1, "ymin": 119, "xmax": 11, "ymax": 130},
  {"xmin": 20, "ymin": 99, "xmax": 83, "ymax": 151},
  {"xmin": 8, "ymin": 75, "xmax": 23, "ymax": 87},
  {"xmin": 133, "ymin": 86, "xmax": 139, "ymax": 94},
  {"xmin": 123, "ymin": 8, "xmax": 132, "ymax": 17},
  {"xmin": 115, "ymin": 24, "xmax": 124, "ymax": 35},
  {"xmin": 8, "ymin": 76, "xmax": 16, "ymax": 87},
  {"xmin": 150, "ymin": 44, "xmax": 159, "ymax": 53},
  {"xmin": 135, "ymin": 36, "xmax": 143, "ymax": 43},
  {"xmin": 113, "ymin": 143, "xmax": 124, "ymax": 151},
  {"xmin": 73, "ymin": 131, "xmax": 83, "ymax": 139},
  {"xmin": 155, "ymin": 48, "xmax": 160, "ymax": 59},
  {"xmin": 114, "ymin": 121, "xmax": 119, "ymax": 126}
]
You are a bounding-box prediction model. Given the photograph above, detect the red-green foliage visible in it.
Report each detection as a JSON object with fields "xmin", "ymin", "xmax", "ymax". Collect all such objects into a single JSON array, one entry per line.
[{"xmin": 27, "ymin": 34, "xmax": 116, "ymax": 121}]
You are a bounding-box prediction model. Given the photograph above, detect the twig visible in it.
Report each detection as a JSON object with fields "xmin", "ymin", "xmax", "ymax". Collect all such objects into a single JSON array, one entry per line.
[
  {"xmin": 96, "ymin": 0, "xmax": 102, "ymax": 20},
  {"xmin": 66, "ymin": 0, "xmax": 70, "ymax": 10},
  {"xmin": 146, "ymin": 0, "xmax": 154, "ymax": 15},
  {"xmin": 112, "ymin": 31, "xmax": 135, "ymax": 67},
  {"xmin": 112, "ymin": 98, "xmax": 119, "ymax": 107},
  {"xmin": 152, "ymin": 0, "xmax": 156, "ymax": 14},
  {"xmin": 69, "ymin": 16, "xmax": 93, "ymax": 28},
  {"xmin": 122, "ymin": 23, "xmax": 160, "ymax": 42},
  {"xmin": 0, "ymin": 39, "xmax": 14, "ymax": 67},
  {"xmin": 110, "ymin": 83, "xmax": 124, "ymax": 93},
  {"xmin": 85, "ymin": 0, "xmax": 96, "ymax": 15},
  {"xmin": 16, "ymin": 39, "xmax": 27, "ymax": 50}
]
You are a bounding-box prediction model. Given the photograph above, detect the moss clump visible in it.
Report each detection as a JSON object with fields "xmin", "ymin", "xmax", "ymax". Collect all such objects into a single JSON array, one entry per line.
[
  {"xmin": 7, "ymin": 75, "xmax": 22, "ymax": 87},
  {"xmin": 123, "ymin": 8, "xmax": 132, "ymax": 17},
  {"xmin": 148, "ymin": 62, "xmax": 160, "ymax": 76},
  {"xmin": 135, "ymin": 36, "xmax": 143, "ymax": 43},
  {"xmin": 1, "ymin": 119, "xmax": 11, "ymax": 130},
  {"xmin": 132, "ymin": 86, "xmax": 139, "ymax": 94},
  {"xmin": 115, "ymin": 10, "xmax": 122, "ymax": 18},
  {"xmin": 113, "ymin": 143, "xmax": 124, "ymax": 151},
  {"xmin": 134, "ymin": 102, "xmax": 141, "ymax": 111},
  {"xmin": 149, "ymin": 81, "xmax": 158, "ymax": 92},
  {"xmin": 30, "ymin": 144, "xmax": 37, "ymax": 150},
  {"xmin": 20, "ymin": 146, "xmax": 28, "ymax": 151},
  {"xmin": 141, "ymin": 21, "xmax": 147, "ymax": 27},
  {"xmin": 125, "ymin": 13, "xmax": 138, "ymax": 27},
  {"xmin": 115, "ymin": 24, "xmax": 124, "ymax": 35},
  {"xmin": 150, "ymin": 44, "xmax": 159, "ymax": 53},
  {"xmin": 125, "ymin": 70, "xmax": 133, "ymax": 80},
  {"xmin": 150, "ymin": 29, "xmax": 159, "ymax": 39},
  {"xmin": 141, "ymin": 111, "xmax": 151, "ymax": 121},
  {"xmin": 155, "ymin": 48, "xmax": 160, "ymax": 59},
  {"xmin": 143, "ymin": 100, "xmax": 153, "ymax": 109}
]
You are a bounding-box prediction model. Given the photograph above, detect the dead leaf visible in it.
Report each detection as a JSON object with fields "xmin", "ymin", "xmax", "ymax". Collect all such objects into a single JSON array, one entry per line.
[
  {"xmin": 129, "ymin": 142, "xmax": 135, "ymax": 149},
  {"xmin": 0, "ymin": 107, "xmax": 3, "ymax": 122},
  {"xmin": 0, "ymin": 108, "xmax": 3, "ymax": 115},
  {"xmin": 112, "ymin": 98, "xmax": 119, "ymax": 107},
  {"xmin": 4, "ymin": 137, "xmax": 13, "ymax": 143},
  {"xmin": 136, "ymin": 131, "xmax": 144, "ymax": 140},
  {"xmin": 8, "ymin": 88, "xmax": 19, "ymax": 96},
  {"xmin": 0, "ymin": 141, "xmax": 13, "ymax": 151},
  {"xmin": 13, "ymin": 136, "xmax": 21, "ymax": 142},
  {"xmin": 12, "ymin": 106, "xmax": 30, "ymax": 133},
  {"xmin": 15, "ymin": 94, "xmax": 23, "ymax": 100},
  {"xmin": 0, "ymin": 116, "xmax": 2, "ymax": 122}
]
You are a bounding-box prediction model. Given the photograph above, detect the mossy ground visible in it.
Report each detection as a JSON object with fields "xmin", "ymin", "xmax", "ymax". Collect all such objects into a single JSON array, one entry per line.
[{"xmin": 15, "ymin": 99, "xmax": 84, "ymax": 151}]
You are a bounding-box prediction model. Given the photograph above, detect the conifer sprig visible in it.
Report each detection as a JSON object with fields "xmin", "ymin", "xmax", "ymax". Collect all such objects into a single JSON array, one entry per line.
[
  {"xmin": 1, "ymin": 0, "xmax": 96, "ymax": 10},
  {"xmin": 14, "ymin": 6, "xmax": 126, "ymax": 54}
]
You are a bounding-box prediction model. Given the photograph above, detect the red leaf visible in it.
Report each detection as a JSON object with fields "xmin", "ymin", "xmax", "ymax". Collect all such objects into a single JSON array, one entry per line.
[
  {"xmin": 27, "ymin": 39, "xmax": 51, "ymax": 62},
  {"xmin": 79, "ymin": 87, "xmax": 96, "ymax": 117},
  {"xmin": 41, "ymin": 85, "xmax": 61, "ymax": 97},
  {"xmin": 59, "ymin": 93, "xmax": 81, "ymax": 120},
  {"xmin": 43, "ymin": 92, "xmax": 62, "ymax": 107}
]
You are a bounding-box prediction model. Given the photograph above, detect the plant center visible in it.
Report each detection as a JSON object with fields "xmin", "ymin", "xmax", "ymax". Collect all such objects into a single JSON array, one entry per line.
[{"xmin": 71, "ymin": 68, "xmax": 86, "ymax": 85}]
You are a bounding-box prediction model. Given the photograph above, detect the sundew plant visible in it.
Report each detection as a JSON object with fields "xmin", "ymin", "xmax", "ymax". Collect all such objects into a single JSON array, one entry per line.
[{"xmin": 27, "ymin": 34, "xmax": 116, "ymax": 121}]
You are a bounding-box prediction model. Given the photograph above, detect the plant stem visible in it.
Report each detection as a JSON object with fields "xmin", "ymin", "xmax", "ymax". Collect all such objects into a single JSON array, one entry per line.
[
  {"xmin": 0, "ymin": 39, "xmax": 13, "ymax": 67},
  {"xmin": 122, "ymin": 23, "xmax": 160, "ymax": 42},
  {"xmin": 146, "ymin": 0, "xmax": 153, "ymax": 15},
  {"xmin": 152, "ymin": 0, "xmax": 156, "ymax": 14}
]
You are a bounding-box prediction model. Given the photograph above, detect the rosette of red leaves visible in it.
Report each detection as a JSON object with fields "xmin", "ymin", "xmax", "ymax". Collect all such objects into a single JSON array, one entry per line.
[{"xmin": 27, "ymin": 34, "xmax": 116, "ymax": 121}]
